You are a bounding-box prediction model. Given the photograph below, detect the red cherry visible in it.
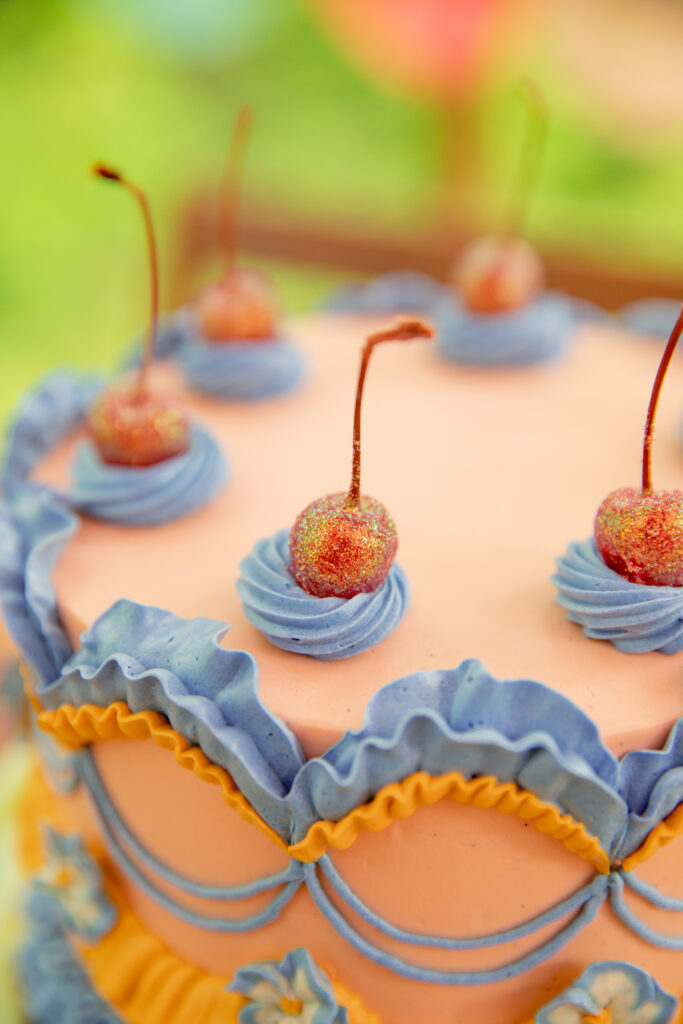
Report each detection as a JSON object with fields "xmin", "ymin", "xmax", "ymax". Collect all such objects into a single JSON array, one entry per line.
[
  {"xmin": 88, "ymin": 382, "xmax": 190, "ymax": 467},
  {"xmin": 452, "ymin": 234, "xmax": 544, "ymax": 314},
  {"xmin": 90, "ymin": 164, "xmax": 190, "ymax": 467},
  {"xmin": 453, "ymin": 81, "xmax": 547, "ymax": 315},
  {"xmin": 195, "ymin": 267, "xmax": 277, "ymax": 342},
  {"xmin": 594, "ymin": 306, "xmax": 683, "ymax": 586},
  {"xmin": 289, "ymin": 317, "xmax": 434, "ymax": 599}
]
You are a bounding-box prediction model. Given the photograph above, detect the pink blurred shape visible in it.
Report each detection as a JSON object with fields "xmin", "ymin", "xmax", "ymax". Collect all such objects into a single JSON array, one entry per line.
[{"xmin": 309, "ymin": 0, "xmax": 533, "ymax": 99}]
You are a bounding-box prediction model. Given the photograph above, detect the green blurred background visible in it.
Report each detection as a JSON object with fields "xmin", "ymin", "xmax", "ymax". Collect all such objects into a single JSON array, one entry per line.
[{"xmin": 2, "ymin": 0, "xmax": 683, "ymax": 429}]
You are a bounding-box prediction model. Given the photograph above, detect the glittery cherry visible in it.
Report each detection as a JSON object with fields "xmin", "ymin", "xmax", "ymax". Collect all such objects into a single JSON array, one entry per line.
[
  {"xmin": 594, "ymin": 306, "xmax": 683, "ymax": 586},
  {"xmin": 289, "ymin": 317, "xmax": 434, "ymax": 599},
  {"xmin": 453, "ymin": 81, "xmax": 547, "ymax": 314},
  {"xmin": 195, "ymin": 107, "xmax": 277, "ymax": 342},
  {"xmin": 88, "ymin": 165, "xmax": 190, "ymax": 467}
]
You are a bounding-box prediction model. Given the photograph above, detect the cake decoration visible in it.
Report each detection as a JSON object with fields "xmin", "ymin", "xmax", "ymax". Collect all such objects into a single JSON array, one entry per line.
[
  {"xmin": 238, "ymin": 317, "xmax": 430, "ymax": 659},
  {"xmin": 2, "ymin": 371, "xmax": 102, "ymax": 495},
  {"xmin": 61, "ymin": 164, "xmax": 228, "ymax": 525},
  {"xmin": 34, "ymin": 827, "xmax": 117, "ymax": 942},
  {"xmin": 290, "ymin": 317, "xmax": 433, "ymax": 599},
  {"xmin": 594, "ymin": 306, "xmax": 683, "ymax": 586},
  {"xmin": 228, "ymin": 948, "xmax": 349, "ymax": 1024},
  {"xmin": 534, "ymin": 960, "xmax": 677, "ymax": 1024},
  {"xmin": 155, "ymin": 108, "xmax": 305, "ymax": 400},
  {"xmin": 619, "ymin": 297, "xmax": 683, "ymax": 341},
  {"xmin": 554, "ymin": 305, "xmax": 683, "ymax": 650},
  {"xmin": 88, "ymin": 165, "xmax": 191, "ymax": 468}
]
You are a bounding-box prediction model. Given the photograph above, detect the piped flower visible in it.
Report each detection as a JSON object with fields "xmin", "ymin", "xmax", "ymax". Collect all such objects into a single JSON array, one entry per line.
[
  {"xmin": 535, "ymin": 961, "xmax": 677, "ymax": 1024},
  {"xmin": 229, "ymin": 949, "xmax": 348, "ymax": 1024},
  {"xmin": 34, "ymin": 828, "xmax": 117, "ymax": 942}
]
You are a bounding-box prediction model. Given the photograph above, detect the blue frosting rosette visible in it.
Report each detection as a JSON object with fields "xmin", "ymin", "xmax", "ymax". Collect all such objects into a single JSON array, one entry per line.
[
  {"xmin": 435, "ymin": 290, "xmax": 574, "ymax": 366},
  {"xmin": 68, "ymin": 425, "xmax": 228, "ymax": 527},
  {"xmin": 237, "ymin": 528, "xmax": 410, "ymax": 660},
  {"xmin": 553, "ymin": 538, "xmax": 683, "ymax": 654},
  {"xmin": 154, "ymin": 308, "xmax": 306, "ymax": 401},
  {"xmin": 618, "ymin": 298, "xmax": 683, "ymax": 341}
]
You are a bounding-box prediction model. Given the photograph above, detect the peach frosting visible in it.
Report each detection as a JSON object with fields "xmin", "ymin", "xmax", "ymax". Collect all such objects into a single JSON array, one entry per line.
[
  {"xmin": 33, "ymin": 314, "xmax": 683, "ymax": 759},
  {"xmin": 25, "ymin": 315, "xmax": 683, "ymax": 1024}
]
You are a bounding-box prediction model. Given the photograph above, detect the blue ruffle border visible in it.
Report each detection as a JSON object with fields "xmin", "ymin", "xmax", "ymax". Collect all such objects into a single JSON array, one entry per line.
[
  {"xmin": 237, "ymin": 528, "xmax": 410, "ymax": 660},
  {"xmin": 553, "ymin": 538, "xmax": 683, "ymax": 655},
  {"xmin": 2, "ymin": 371, "xmax": 102, "ymax": 496}
]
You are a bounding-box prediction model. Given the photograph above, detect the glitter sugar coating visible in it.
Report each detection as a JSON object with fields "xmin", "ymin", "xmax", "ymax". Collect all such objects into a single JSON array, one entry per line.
[
  {"xmin": 290, "ymin": 491, "xmax": 398, "ymax": 599},
  {"xmin": 195, "ymin": 268, "xmax": 277, "ymax": 342},
  {"xmin": 88, "ymin": 382, "xmax": 190, "ymax": 467},
  {"xmin": 594, "ymin": 486, "xmax": 683, "ymax": 587}
]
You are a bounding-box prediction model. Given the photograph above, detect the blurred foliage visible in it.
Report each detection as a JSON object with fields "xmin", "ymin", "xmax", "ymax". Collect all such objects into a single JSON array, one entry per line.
[{"xmin": 1, "ymin": 0, "xmax": 683, "ymax": 428}]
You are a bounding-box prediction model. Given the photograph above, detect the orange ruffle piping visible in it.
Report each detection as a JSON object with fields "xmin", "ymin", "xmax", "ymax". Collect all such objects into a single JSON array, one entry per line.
[
  {"xmin": 622, "ymin": 802, "xmax": 683, "ymax": 873},
  {"xmin": 36, "ymin": 701, "xmax": 288, "ymax": 854},
  {"xmin": 38, "ymin": 701, "xmax": 612, "ymax": 872},
  {"xmin": 18, "ymin": 765, "xmax": 382, "ymax": 1024},
  {"xmin": 289, "ymin": 770, "xmax": 612, "ymax": 873}
]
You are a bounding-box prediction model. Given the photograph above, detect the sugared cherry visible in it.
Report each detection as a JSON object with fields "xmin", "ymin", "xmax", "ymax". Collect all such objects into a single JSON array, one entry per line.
[
  {"xmin": 195, "ymin": 106, "xmax": 277, "ymax": 343},
  {"xmin": 453, "ymin": 80, "xmax": 547, "ymax": 315},
  {"xmin": 290, "ymin": 317, "xmax": 434, "ymax": 599},
  {"xmin": 595, "ymin": 306, "xmax": 683, "ymax": 586},
  {"xmin": 89, "ymin": 164, "xmax": 190, "ymax": 467},
  {"xmin": 452, "ymin": 235, "xmax": 544, "ymax": 314},
  {"xmin": 195, "ymin": 267, "xmax": 277, "ymax": 341}
]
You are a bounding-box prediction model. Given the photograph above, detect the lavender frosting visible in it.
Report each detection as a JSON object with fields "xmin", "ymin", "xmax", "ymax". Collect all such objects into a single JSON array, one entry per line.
[
  {"xmin": 552, "ymin": 538, "xmax": 683, "ymax": 654},
  {"xmin": 162, "ymin": 309, "xmax": 306, "ymax": 401},
  {"xmin": 619, "ymin": 298, "xmax": 682, "ymax": 340},
  {"xmin": 435, "ymin": 290, "xmax": 574, "ymax": 366},
  {"xmin": 237, "ymin": 528, "xmax": 410, "ymax": 660},
  {"xmin": 323, "ymin": 271, "xmax": 444, "ymax": 315},
  {"xmin": 68, "ymin": 425, "xmax": 227, "ymax": 526}
]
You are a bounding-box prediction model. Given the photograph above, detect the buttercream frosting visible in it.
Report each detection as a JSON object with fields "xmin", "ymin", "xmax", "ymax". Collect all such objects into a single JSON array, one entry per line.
[
  {"xmin": 237, "ymin": 528, "xmax": 410, "ymax": 660},
  {"xmin": 553, "ymin": 538, "xmax": 683, "ymax": 654},
  {"xmin": 69, "ymin": 426, "xmax": 228, "ymax": 526}
]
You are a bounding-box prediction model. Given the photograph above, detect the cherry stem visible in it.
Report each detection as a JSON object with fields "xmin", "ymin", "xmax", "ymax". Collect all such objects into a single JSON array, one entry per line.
[
  {"xmin": 219, "ymin": 106, "xmax": 253, "ymax": 274},
  {"xmin": 93, "ymin": 163, "xmax": 159, "ymax": 401},
  {"xmin": 504, "ymin": 79, "xmax": 547, "ymax": 240},
  {"xmin": 642, "ymin": 304, "xmax": 683, "ymax": 492},
  {"xmin": 345, "ymin": 317, "xmax": 434, "ymax": 509}
]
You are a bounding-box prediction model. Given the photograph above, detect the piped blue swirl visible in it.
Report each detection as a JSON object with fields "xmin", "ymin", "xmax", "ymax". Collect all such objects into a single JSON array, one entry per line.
[
  {"xmin": 169, "ymin": 309, "xmax": 306, "ymax": 400},
  {"xmin": 435, "ymin": 290, "xmax": 573, "ymax": 365},
  {"xmin": 323, "ymin": 271, "xmax": 445, "ymax": 315},
  {"xmin": 619, "ymin": 298, "xmax": 683, "ymax": 340},
  {"xmin": 237, "ymin": 528, "xmax": 410, "ymax": 660},
  {"xmin": 552, "ymin": 538, "xmax": 683, "ymax": 654},
  {"xmin": 2, "ymin": 371, "xmax": 102, "ymax": 495},
  {"xmin": 68, "ymin": 425, "xmax": 228, "ymax": 526}
]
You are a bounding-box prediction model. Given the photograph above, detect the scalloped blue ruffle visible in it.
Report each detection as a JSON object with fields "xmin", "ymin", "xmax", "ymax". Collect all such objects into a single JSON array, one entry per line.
[
  {"xmin": 434, "ymin": 290, "xmax": 574, "ymax": 365},
  {"xmin": 69, "ymin": 425, "xmax": 228, "ymax": 526},
  {"xmin": 0, "ymin": 484, "xmax": 77, "ymax": 683},
  {"xmin": 2, "ymin": 490, "xmax": 682, "ymax": 853},
  {"xmin": 553, "ymin": 538, "xmax": 683, "ymax": 655},
  {"xmin": 237, "ymin": 528, "xmax": 410, "ymax": 660},
  {"xmin": 2, "ymin": 371, "xmax": 102, "ymax": 495}
]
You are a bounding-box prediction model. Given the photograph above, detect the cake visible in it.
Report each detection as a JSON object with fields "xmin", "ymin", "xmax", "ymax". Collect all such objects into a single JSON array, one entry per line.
[{"xmin": 2, "ymin": 311, "xmax": 683, "ymax": 1024}]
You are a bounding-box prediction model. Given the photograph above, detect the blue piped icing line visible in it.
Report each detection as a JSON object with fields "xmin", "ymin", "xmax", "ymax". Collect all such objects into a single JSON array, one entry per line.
[
  {"xmin": 167, "ymin": 308, "xmax": 306, "ymax": 400},
  {"xmin": 435, "ymin": 290, "xmax": 574, "ymax": 366},
  {"xmin": 2, "ymin": 371, "xmax": 102, "ymax": 495},
  {"xmin": 237, "ymin": 528, "xmax": 410, "ymax": 661},
  {"xmin": 619, "ymin": 297, "xmax": 683, "ymax": 340},
  {"xmin": 553, "ymin": 538, "xmax": 683, "ymax": 654},
  {"xmin": 68, "ymin": 425, "xmax": 228, "ymax": 526}
]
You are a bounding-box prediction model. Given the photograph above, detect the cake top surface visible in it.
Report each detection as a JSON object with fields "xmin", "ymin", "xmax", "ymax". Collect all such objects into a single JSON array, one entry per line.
[{"xmin": 32, "ymin": 314, "xmax": 683, "ymax": 758}]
